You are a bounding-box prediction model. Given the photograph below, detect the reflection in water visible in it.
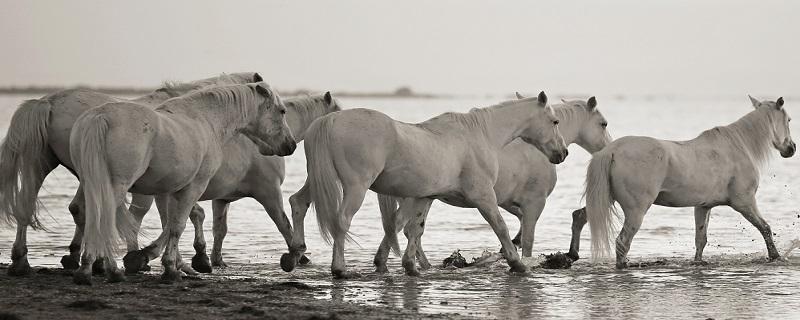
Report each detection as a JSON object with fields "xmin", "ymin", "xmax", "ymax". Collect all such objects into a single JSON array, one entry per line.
[{"xmin": 1, "ymin": 95, "xmax": 799, "ymax": 319}]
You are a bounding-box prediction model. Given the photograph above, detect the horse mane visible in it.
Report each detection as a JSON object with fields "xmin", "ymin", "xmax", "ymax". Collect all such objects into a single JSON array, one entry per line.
[
  {"xmin": 156, "ymin": 73, "xmax": 250, "ymax": 97},
  {"xmin": 553, "ymin": 101, "xmax": 587, "ymax": 125},
  {"xmin": 422, "ymin": 96, "xmax": 544, "ymax": 134},
  {"xmin": 164, "ymin": 84, "xmax": 258, "ymax": 125},
  {"xmin": 702, "ymin": 107, "xmax": 775, "ymax": 171}
]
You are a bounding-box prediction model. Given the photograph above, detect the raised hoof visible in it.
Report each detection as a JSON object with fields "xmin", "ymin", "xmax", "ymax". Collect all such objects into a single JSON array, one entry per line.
[
  {"xmin": 123, "ymin": 251, "xmax": 150, "ymax": 274},
  {"xmin": 91, "ymin": 259, "xmax": 105, "ymax": 275},
  {"xmin": 298, "ymin": 255, "xmax": 311, "ymax": 265},
  {"xmin": 565, "ymin": 251, "xmax": 580, "ymax": 262},
  {"xmin": 107, "ymin": 270, "xmax": 126, "ymax": 283},
  {"xmin": 332, "ymin": 270, "xmax": 361, "ymax": 279},
  {"xmin": 60, "ymin": 255, "xmax": 80, "ymax": 270},
  {"xmin": 8, "ymin": 260, "xmax": 31, "ymax": 277},
  {"xmin": 508, "ymin": 261, "xmax": 528, "ymax": 274},
  {"xmin": 160, "ymin": 269, "xmax": 183, "ymax": 284},
  {"xmin": 73, "ymin": 272, "xmax": 93, "ymax": 286},
  {"xmin": 191, "ymin": 254, "xmax": 213, "ymax": 274},
  {"xmin": 280, "ymin": 253, "xmax": 297, "ymax": 272}
]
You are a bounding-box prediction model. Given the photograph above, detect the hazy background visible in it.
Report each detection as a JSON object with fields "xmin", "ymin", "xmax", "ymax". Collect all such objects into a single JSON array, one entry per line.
[{"xmin": 1, "ymin": 0, "xmax": 797, "ymax": 98}]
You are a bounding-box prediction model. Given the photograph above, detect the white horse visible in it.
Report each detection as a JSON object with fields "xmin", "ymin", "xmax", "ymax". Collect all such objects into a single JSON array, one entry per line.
[
  {"xmin": 0, "ymin": 72, "xmax": 260, "ymax": 276},
  {"xmin": 121, "ymin": 92, "xmax": 341, "ymax": 273},
  {"xmin": 586, "ymin": 96, "xmax": 795, "ymax": 268},
  {"xmin": 69, "ymin": 82, "xmax": 295, "ymax": 284},
  {"xmin": 373, "ymin": 95, "xmax": 611, "ymax": 272},
  {"xmin": 284, "ymin": 92, "xmax": 569, "ymax": 278}
]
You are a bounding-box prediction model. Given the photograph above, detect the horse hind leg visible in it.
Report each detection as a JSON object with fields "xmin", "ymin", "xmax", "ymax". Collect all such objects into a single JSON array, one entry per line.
[
  {"xmin": 400, "ymin": 198, "xmax": 434, "ymax": 276},
  {"xmin": 210, "ymin": 200, "xmax": 231, "ymax": 268},
  {"xmin": 7, "ymin": 159, "xmax": 55, "ymax": 276},
  {"xmin": 61, "ymin": 189, "xmax": 85, "ymax": 270},
  {"xmin": 567, "ymin": 207, "xmax": 587, "ymax": 261},
  {"xmin": 615, "ymin": 205, "xmax": 649, "ymax": 269},
  {"xmin": 189, "ymin": 204, "xmax": 212, "ymax": 273},
  {"xmin": 330, "ymin": 184, "xmax": 369, "ymax": 279},
  {"xmin": 253, "ymin": 182, "xmax": 305, "ymax": 271},
  {"xmin": 693, "ymin": 206, "xmax": 712, "ymax": 264},
  {"xmin": 730, "ymin": 199, "xmax": 781, "ymax": 260}
]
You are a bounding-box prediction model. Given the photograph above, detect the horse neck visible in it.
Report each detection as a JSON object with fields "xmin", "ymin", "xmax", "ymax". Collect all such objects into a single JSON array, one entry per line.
[
  {"xmin": 552, "ymin": 104, "xmax": 587, "ymax": 146},
  {"xmin": 705, "ymin": 109, "xmax": 773, "ymax": 169},
  {"xmin": 166, "ymin": 94, "xmax": 252, "ymax": 139},
  {"xmin": 482, "ymin": 102, "xmax": 538, "ymax": 148}
]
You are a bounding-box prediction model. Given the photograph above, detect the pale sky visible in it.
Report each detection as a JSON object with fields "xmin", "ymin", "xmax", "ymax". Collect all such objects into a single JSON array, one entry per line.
[{"xmin": 1, "ymin": 0, "xmax": 797, "ymax": 97}]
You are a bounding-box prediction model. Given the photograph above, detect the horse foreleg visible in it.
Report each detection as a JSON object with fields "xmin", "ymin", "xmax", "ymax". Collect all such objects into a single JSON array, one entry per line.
[
  {"xmin": 472, "ymin": 192, "xmax": 526, "ymax": 273},
  {"xmin": 127, "ymin": 193, "xmax": 154, "ymax": 252},
  {"xmin": 61, "ymin": 189, "xmax": 85, "ymax": 270},
  {"xmin": 283, "ymin": 180, "xmax": 312, "ymax": 272},
  {"xmin": 731, "ymin": 200, "xmax": 780, "ymax": 261},
  {"xmin": 374, "ymin": 199, "xmax": 414, "ymax": 273},
  {"xmin": 518, "ymin": 196, "xmax": 547, "ymax": 258},
  {"xmin": 693, "ymin": 206, "xmax": 712, "ymax": 263},
  {"xmin": 500, "ymin": 205, "xmax": 523, "ymax": 248},
  {"xmin": 189, "ymin": 204, "xmax": 212, "ymax": 273},
  {"xmin": 567, "ymin": 207, "xmax": 587, "ymax": 261},
  {"xmin": 161, "ymin": 185, "xmax": 206, "ymax": 283},
  {"xmin": 210, "ymin": 200, "xmax": 230, "ymax": 267}
]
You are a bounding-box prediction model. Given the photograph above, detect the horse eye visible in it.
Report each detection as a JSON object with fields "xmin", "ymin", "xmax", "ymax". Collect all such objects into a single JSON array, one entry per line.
[
  {"xmin": 601, "ymin": 122, "xmax": 608, "ymax": 128},
  {"xmin": 553, "ymin": 120, "xmax": 559, "ymax": 125},
  {"xmin": 280, "ymin": 109, "xmax": 286, "ymax": 114}
]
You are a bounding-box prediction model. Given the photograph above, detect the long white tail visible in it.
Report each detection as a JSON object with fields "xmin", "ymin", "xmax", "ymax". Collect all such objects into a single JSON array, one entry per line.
[
  {"xmin": 377, "ymin": 194, "xmax": 402, "ymax": 256},
  {"xmin": 584, "ymin": 150, "xmax": 618, "ymax": 261},
  {"xmin": 0, "ymin": 99, "xmax": 52, "ymax": 229},
  {"xmin": 306, "ymin": 116, "xmax": 352, "ymax": 244},
  {"xmin": 73, "ymin": 115, "xmax": 135, "ymax": 258}
]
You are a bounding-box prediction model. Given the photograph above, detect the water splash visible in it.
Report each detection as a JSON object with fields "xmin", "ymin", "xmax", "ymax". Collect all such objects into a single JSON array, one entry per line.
[{"xmin": 783, "ymin": 238, "xmax": 800, "ymax": 257}]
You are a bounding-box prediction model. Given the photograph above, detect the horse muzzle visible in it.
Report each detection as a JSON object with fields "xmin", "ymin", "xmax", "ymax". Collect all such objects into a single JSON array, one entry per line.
[
  {"xmin": 549, "ymin": 149, "xmax": 568, "ymax": 164},
  {"xmin": 781, "ymin": 141, "xmax": 796, "ymax": 158},
  {"xmin": 276, "ymin": 140, "xmax": 297, "ymax": 156}
]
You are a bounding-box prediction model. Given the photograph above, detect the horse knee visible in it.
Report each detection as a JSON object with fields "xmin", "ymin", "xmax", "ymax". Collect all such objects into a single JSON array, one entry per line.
[{"xmin": 189, "ymin": 205, "xmax": 205, "ymax": 222}]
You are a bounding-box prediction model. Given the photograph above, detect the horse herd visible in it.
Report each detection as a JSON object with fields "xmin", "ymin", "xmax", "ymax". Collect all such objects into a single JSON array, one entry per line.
[{"xmin": 0, "ymin": 72, "xmax": 794, "ymax": 284}]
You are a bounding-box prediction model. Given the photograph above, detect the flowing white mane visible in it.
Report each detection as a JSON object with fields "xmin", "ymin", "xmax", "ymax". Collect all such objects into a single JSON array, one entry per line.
[
  {"xmin": 703, "ymin": 107, "xmax": 776, "ymax": 171},
  {"xmin": 157, "ymin": 73, "xmax": 253, "ymax": 97}
]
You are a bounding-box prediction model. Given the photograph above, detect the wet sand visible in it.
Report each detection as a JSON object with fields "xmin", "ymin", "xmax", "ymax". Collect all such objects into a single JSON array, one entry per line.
[{"xmin": 0, "ymin": 264, "xmax": 465, "ymax": 320}]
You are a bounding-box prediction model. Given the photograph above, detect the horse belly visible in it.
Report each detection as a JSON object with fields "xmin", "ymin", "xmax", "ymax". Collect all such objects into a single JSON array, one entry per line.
[{"xmin": 370, "ymin": 166, "xmax": 459, "ymax": 198}]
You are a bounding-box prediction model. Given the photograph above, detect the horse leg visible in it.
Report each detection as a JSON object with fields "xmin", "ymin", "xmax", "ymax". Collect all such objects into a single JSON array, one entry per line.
[
  {"xmin": 8, "ymin": 162, "xmax": 53, "ymax": 276},
  {"xmin": 693, "ymin": 206, "xmax": 712, "ymax": 263},
  {"xmin": 401, "ymin": 198, "xmax": 434, "ymax": 276},
  {"xmin": 517, "ymin": 196, "xmax": 547, "ymax": 258},
  {"xmin": 254, "ymin": 182, "xmax": 299, "ymax": 268},
  {"xmin": 189, "ymin": 204, "xmax": 212, "ymax": 273},
  {"xmin": 124, "ymin": 194, "xmax": 169, "ymax": 273},
  {"xmin": 331, "ymin": 184, "xmax": 368, "ymax": 279},
  {"xmin": 61, "ymin": 188, "xmax": 85, "ymax": 270},
  {"xmin": 126, "ymin": 194, "xmax": 154, "ymax": 252},
  {"xmin": 210, "ymin": 200, "xmax": 231, "ymax": 267},
  {"xmin": 566, "ymin": 207, "xmax": 587, "ymax": 261},
  {"xmin": 415, "ymin": 234, "xmax": 431, "ymax": 270},
  {"xmin": 730, "ymin": 199, "xmax": 781, "ymax": 260},
  {"xmin": 501, "ymin": 205, "xmax": 523, "ymax": 248},
  {"xmin": 374, "ymin": 199, "xmax": 414, "ymax": 273},
  {"xmin": 470, "ymin": 191, "xmax": 526, "ymax": 273},
  {"xmin": 615, "ymin": 206, "xmax": 648, "ymax": 269},
  {"xmin": 161, "ymin": 185, "xmax": 206, "ymax": 283},
  {"xmin": 283, "ymin": 180, "xmax": 312, "ymax": 272}
]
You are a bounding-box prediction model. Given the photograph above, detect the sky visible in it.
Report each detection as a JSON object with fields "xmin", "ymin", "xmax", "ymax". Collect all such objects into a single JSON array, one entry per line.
[{"xmin": 1, "ymin": 1, "xmax": 797, "ymax": 97}]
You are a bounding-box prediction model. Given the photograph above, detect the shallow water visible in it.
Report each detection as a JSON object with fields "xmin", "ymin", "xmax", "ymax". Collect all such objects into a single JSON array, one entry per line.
[{"xmin": 1, "ymin": 94, "xmax": 799, "ymax": 319}]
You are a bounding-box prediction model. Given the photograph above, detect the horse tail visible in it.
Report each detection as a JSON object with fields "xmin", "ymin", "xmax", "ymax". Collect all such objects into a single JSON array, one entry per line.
[
  {"xmin": 306, "ymin": 115, "xmax": 351, "ymax": 244},
  {"xmin": 378, "ymin": 194, "xmax": 402, "ymax": 256},
  {"xmin": 73, "ymin": 115, "xmax": 136, "ymax": 258},
  {"xmin": 0, "ymin": 99, "xmax": 52, "ymax": 229},
  {"xmin": 584, "ymin": 150, "xmax": 618, "ymax": 261}
]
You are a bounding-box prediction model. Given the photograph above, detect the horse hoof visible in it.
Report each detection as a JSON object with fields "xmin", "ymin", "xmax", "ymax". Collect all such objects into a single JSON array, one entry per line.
[
  {"xmin": 280, "ymin": 253, "xmax": 297, "ymax": 272},
  {"xmin": 418, "ymin": 260, "xmax": 432, "ymax": 270},
  {"xmin": 191, "ymin": 254, "xmax": 213, "ymax": 274},
  {"xmin": 91, "ymin": 259, "xmax": 105, "ymax": 275},
  {"xmin": 616, "ymin": 262, "xmax": 629, "ymax": 269},
  {"xmin": 565, "ymin": 251, "xmax": 580, "ymax": 261},
  {"xmin": 690, "ymin": 260, "xmax": 708, "ymax": 266},
  {"xmin": 332, "ymin": 270, "xmax": 361, "ymax": 279},
  {"xmin": 8, "ymin": 260, "xmax": 31, "ymax": 277},
  {"xmin": 211, "ymin": 260, "xmax": 228, "ymax": 268},
  {"xmin": 768, "ymin": 254, "xmax": 782, "ymax": 262},
  {"xmin": 107, "ymin": 270, "xmax": 126, "ymax": 283},
  {"xmin": 405, "ymin": 269, "xmax": 421, "ymax": 277},
  {"xmin": 123, "ymin": 251, "xmax": 149, "ymax": 274},
  {"xmin": 60, "ymin": 255, "xmax": 80, "ymax": 270},
  {"xmin": 73, "ymin": 273, "xmax": 93, "ymax": 286},
  {"xmin": 374, "ymin": 265, "xmax": 389, "ymax": 274},
  {"xmin": 160, "ymin": 270, "xmax": 182, "ymax": 284},
  {"xmin": 298, "ymin": 255, "xmax": 311, "ymax": 265},
  {"xmin": 509, "ymin": 261, "xmax": 528, "ymax": 274}
]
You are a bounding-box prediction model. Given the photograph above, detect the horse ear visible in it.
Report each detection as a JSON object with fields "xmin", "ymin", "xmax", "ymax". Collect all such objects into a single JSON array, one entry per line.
[
  {"xmin": 255, "ymin": 84, "xmax": 271, "ymax": 97},
  {"xmin": 748, "ymin": 95, "xmax": 760, "ymax": 108},
  {"xmin": 537, "ymin": 91, "xmax": 548, "ymax": 106},
  {"xmin": 324, "ymin": 91, "xmax": 333, "ymax": 105},
  {"xmin": 515, "ymin": 92, "xmax": 525, "ymax": 99},
  {"xmin": 776, "ymin": 97, "xmax": 785, "ymax": 109},
  {"xmin": 253, "ymin": 72, "xmax": 263, "ymax": 83},
  {"xmin": 587, "ymin": 96, "xmax": 598, "ymax": 110}
]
